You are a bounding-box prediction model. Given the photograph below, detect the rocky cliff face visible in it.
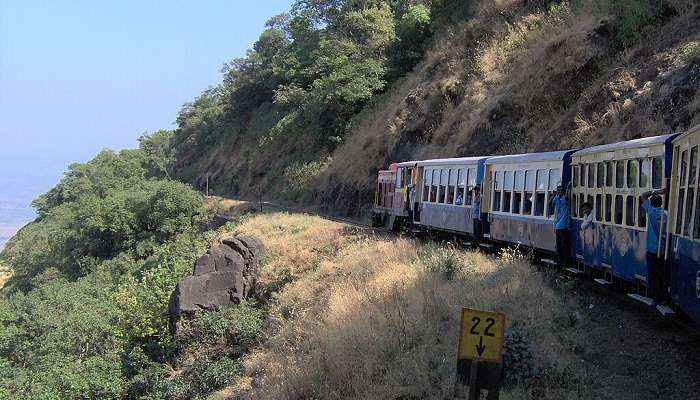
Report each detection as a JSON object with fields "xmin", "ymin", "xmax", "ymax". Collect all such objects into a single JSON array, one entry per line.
[{"xmin": 168, "ymin": 235, "xmax": 265, "ymax": 334}]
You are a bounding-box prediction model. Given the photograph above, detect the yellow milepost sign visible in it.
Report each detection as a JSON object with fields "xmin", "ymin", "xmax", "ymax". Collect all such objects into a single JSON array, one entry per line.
[{"xmin": 458, "ymin": 308, "xmax": 506, "ymax": 363}]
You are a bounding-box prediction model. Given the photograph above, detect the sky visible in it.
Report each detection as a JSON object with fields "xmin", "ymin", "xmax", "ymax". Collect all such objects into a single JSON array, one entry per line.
[{"xmin": 0, "ymin": 0, "xmax": 293, "ymax": 247}]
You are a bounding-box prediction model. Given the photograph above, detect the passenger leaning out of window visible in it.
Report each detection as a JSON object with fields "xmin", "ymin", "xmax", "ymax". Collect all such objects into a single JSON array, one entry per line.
[
  {"xmin": 551, "ymin": 183, "xmax": 572, "ymax": 267},
  {"xmin": 472, "ymin": 185, "xmax": 482, "ymax": 244},
  {"xmin": 640, "ymin": 187, "xmax": 668, "ymax": 309},
  {"xmin": 580, "ymin": 201, "xmax": 594, "ymax": 230}
]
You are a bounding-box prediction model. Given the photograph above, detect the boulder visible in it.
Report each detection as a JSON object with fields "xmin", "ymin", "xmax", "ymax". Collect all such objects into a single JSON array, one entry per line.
[
  {"xmin": 168, "ymin": 234, "xmax": 266, "ymax": 334},
  {"xmin": 192, "ymin": 244, "xmax": 245, "ymax": 276}
]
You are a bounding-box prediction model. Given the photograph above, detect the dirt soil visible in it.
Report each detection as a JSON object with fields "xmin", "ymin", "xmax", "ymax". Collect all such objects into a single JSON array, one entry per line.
[{"xmin": 562, "ymin": 279, "xmax": 700, "ymax": 400}]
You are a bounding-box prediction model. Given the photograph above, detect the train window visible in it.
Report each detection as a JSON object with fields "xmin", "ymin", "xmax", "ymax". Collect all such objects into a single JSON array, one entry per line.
[
  {"xmin": 457, "ymin": 169, "xmax": 467, "ymax": 205},
  {"xmin": 514, "ymin": 170, "xmax": 524, "ymax": 214},
  {"xmin": 493, "ymin": 171, "xmax": 502, "ymax": 212},
  {"xmin": 438, "ymin": 169, "xmax": 447, "ymax": 203},
  {"xmin": 596, "ymin": 194, "xmax": 602, "ymax": 221},
  {"xmin": 581, "ymin": 164, "xmax": 588, "ymax": 187},
  {"xmin": 675, "ymin": 188, "xmax": 685, "ymax": 234},
  {"xmin": 614, "ymin": 195, "xmax": 623, "ymax": 224},
  {"xmin": 548, "ymin": 169, "xmax": 561, "ymax": 217},
  {"xmin": 446, "ymin": 169, "xmax": 456, "ymax": 205},
  {"xmin": 652, "ymin": 157, "xmax": 663, "ymax": 189},
  {"xmin": 690, "ymin": 146, "xmax": 698, "ymax": 186},
  {"xmin": 524, "ymin": 170, "xmax": 534, "ymax": 215},
  {"xmin": 694, "ymin": 189, "xmax": 700, "ymax": 239},
  {"xmin": 572, "ymin": 192, "xmax": 578, "ymax": 218},
  {"xmin": 468, "ymin": 168, "xmax": 477, "ymax": 187},
  {"xmin": 615, "ymin": 161, "xmax": 624, "ymax": 188},
  {"xmin": 597, "ymin": 162, "xmax": 604, "ymax": 188},
  {"xmin": 625, "ymin": 195, "xmax": 635, "ymax": 226},
  {"xmin": 605, "ymin": 194, "xmax": 612, "ymax": 222},
  {"xmin": 684, "ymin": 187, "xmax": 695, "ymax": 237},
  {"xmin": 627, "ymin": 160, "xmax": 637, "ymax": 188},
  {"xmin": 535, "ymin": 169, "xmax": 547, "ymax": 217},
  {"xmin": 573, "ymin": 166, "xmax": 579, "ymax": 188},
  {"xmin": 605, "ymin": 161, "xmax": 613, "ymax": 187},
  {"xmin": 423, "ymin": 169, "xmax": 431, "ymax": 202},
  {"xmin": 503, "ymin": 171, "xmax": 514, "ymax": 212},
  {"xmin": 639, "ymin": 159, "xmax": 649, "ymax": 188},
  {"xmin": 430, "ymin": 169, "xmax": 438, "ymax": 202},
  {"xmin": 681, "ymin": 150, "xmax": 689, "ymax": 186},
  {"xmin": 549, "ymin": 168, "xmax": 561, "ymax": 190},
  {"xmin": 466, "ymin": 169, "xmax": 474, "ymax": 205},
  {"xmin": 638, "ymin": 196, "xmax": 647, "ymax": 228},
  {"xmin": 579, "ymin": 193, "xmax": 585, "ymax": 219},
  {"xmin": 587, "ymin": 163, "xmax": 595, "ymax": 188}
]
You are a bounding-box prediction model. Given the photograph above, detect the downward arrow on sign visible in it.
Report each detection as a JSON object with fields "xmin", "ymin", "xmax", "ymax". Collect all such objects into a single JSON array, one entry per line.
[{"xmin": 476, "ymin": 336, "xmax": 486, "ymax": 356}]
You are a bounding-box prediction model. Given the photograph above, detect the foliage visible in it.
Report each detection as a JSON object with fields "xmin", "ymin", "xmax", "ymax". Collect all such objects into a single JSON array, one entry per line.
[
  {"xmin": 610, "ymin": 0, "xmax": 665, "ymax": 46},
  {"xmin": 282, "ymin": 159, "xmax": 330, "ymax": 200},
  {"xmin": 502, "ymin": 326, "xmax": 539, "ymax": 387},
  {"xmin": 170, "ymin": 0, "xmax": 438, "ymax": 188},
  {"xmin": 0, "ymin": 135, "xmax": 210, "ymax": 398},
  {"xmin": 417, "ymin": 244, "xmax": 462, "ymax": 280}
]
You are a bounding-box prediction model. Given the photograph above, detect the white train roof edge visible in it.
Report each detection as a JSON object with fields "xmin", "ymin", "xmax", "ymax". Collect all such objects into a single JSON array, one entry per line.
[
  {"xmin": 397, "ymin": 156, "xmax": 489, "ymax": 167},
  {"xmin": 485, "ymin": 150, "xmax": 574, "ymax": 165},
  {"xmin": 573, "ymin": 134, "xmax": 675, "ymax": 156}
]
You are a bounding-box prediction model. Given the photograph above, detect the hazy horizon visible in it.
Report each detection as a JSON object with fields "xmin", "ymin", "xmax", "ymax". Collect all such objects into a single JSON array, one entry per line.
[{"xmin": 0, "ymin": 0, "xmax": 292, "ymax": 248}]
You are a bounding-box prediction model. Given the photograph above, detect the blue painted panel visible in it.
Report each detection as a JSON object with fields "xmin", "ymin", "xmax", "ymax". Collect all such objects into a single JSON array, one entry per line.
[
  {"xmin": 670, "ymin": 235, "xmax": 700, "ymax": 322},
  {"xmin": 571, "ymin": 222, "xmax": 641, "ymax": 278},
  {"xmin": 610, "ymin": 226, "xmax": 647, "ymax": 280}
]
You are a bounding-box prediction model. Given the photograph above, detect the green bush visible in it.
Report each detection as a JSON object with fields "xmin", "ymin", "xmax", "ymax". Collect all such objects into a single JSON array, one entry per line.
[
  {"xmin": 611, "ymin": 0, "xmax": 664, "ymax": 46},
  {"xmin": 418, "ymin": 244, "xmax": 461, "ymax": 280},
  {"xmin": 282, "ymin": 159, "xmax": 329, "ymax": 200},
  {"xmin": 502, "ymin": 327, "xmax": 538, "ymax": 387}
]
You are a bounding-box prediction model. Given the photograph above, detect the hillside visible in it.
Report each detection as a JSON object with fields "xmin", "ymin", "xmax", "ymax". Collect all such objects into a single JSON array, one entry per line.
[
  {"xmin": 168, "ymin": 0, "xmax": 700, "ymax": 216},
  {"xmin": 204, "ymin": 208, "xmax": 700, "ymax": 399}
]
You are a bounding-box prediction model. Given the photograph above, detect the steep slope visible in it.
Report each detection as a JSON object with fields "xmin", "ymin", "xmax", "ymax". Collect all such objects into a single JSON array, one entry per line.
[
  {"xmin": 314, "ymin": 0, "xmax": 700, "ymax": 215},
  {"xmin": 171, "ymin": 1, "xmax": 700, "ymax": 216}
]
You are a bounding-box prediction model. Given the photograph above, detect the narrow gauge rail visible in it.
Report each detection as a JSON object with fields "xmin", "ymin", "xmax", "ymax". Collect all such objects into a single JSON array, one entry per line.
[{"xmin": 372, "ymin": 124, "xmax": 700, "ymax": 326}]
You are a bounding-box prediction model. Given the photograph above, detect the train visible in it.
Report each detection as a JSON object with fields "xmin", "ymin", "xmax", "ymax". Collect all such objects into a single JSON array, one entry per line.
[{"xmin": 372, "ymin": 124, "xmax": 700, "ymax": 323}]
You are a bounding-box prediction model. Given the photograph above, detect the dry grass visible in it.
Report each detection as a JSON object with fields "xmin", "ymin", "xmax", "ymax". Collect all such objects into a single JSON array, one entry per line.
[
  {"xmin": 0, "ymin": 263, "xmax": 11, "ymax": 289},
  {"xmin": 208, "ymin": 213, "xmax": 589, "ymax": 400}
]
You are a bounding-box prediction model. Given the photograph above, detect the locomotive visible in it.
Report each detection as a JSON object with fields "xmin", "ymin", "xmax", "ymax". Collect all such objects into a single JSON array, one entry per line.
[{"xmin": 372, "ymin": 124, "xmax": 700, "ymax": 323}]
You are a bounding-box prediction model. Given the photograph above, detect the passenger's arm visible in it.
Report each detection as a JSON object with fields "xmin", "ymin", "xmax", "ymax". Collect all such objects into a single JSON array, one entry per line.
[{"xmin": 641, "ymin": 187, "xmax": 667, "ymax": 200}]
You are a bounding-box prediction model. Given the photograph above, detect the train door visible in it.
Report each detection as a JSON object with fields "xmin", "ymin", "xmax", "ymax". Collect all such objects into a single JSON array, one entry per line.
[{"xmin": 669, "ymin": 128, "xmax": 700, "ymax": 320}]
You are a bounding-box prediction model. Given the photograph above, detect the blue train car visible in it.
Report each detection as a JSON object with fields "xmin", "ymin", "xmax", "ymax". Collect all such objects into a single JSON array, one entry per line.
[
  {"xmin": 569, "ymin": 135, "xmax": 676, "ymax": 288},
  {"xmin": 482, "ymin": 151, "xmax": 575, "ymax": 252},
  {"xmin": 668, "ymin": 125, "xmax": 700, "ymax": 321},
  {"xmin": 414, "ymin": 157, "xmax": 489, "ymax": 235}
]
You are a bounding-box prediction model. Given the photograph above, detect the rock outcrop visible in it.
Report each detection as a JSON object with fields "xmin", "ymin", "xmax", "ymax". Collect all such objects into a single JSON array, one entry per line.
[{"xmin": 168, "ymin": 234, "xmax": 265, "ymax": 334}]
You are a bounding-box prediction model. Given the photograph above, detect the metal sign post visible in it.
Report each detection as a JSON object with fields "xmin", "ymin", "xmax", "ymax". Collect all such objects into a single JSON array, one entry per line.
[{"xmin": 454, "ymin": 308, "xmax": 506, "ymax": 400}]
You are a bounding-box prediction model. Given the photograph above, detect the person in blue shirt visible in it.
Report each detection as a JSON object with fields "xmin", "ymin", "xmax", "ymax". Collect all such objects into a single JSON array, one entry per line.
[
  {"xmin": 472, "ymin": 185, "xmax": 482, "ymax": 244},
  {"xmin": 641, "ymin": 188, "xmax": 668, "ymax": 306},
  {"xmin": 551, "ymin": 183, "xmax": 571, "ymax": 268}
]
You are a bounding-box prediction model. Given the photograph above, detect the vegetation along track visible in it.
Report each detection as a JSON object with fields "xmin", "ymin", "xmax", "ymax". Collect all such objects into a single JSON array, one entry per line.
[{"xmin": 215, "ymin": 196, "xmax": 700, "ymax": 336}]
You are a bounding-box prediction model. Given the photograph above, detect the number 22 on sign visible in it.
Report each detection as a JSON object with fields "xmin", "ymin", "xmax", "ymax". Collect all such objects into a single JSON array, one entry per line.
[{"xmin": 458, "ymin": 308, "xmax": 506, "ymax": 362}]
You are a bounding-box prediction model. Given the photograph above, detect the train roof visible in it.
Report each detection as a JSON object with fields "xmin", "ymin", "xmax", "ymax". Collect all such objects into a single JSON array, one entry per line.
[
  {"xmin": 671, "ymin": 124, "xmax": 700, "ymax": 144},
  {"xmin": 397, "ymin": 156, "xmax": 489, "ymax": 167},
  {"xmin": 573, "ymin": 134, "xmax": 676, "ymax": 156},
  {"xmin": 485, "ymin": 150, "xmax": 574, "ymax": 165}
]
